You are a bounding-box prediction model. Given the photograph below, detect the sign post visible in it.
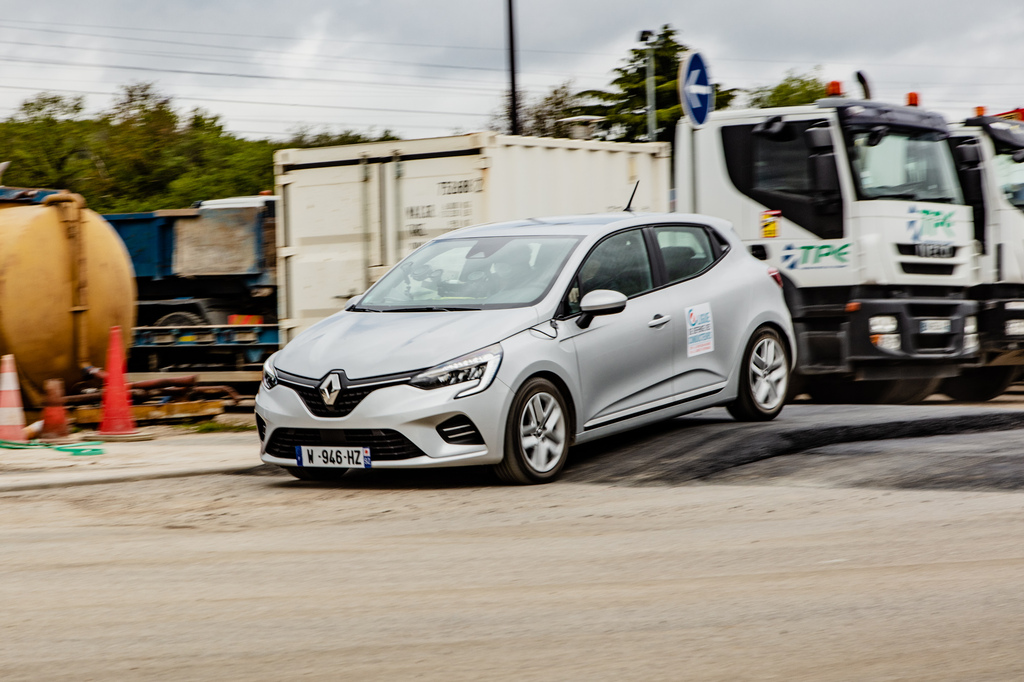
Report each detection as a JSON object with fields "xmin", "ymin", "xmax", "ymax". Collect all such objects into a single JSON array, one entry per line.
[{"xmin": 679, "ymin": 51, "xmax": 713, "ymax": 213}]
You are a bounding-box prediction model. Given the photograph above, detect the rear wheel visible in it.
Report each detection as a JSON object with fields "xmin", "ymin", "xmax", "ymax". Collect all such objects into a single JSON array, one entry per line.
[
  {"xmin": 493, "ymin": 377, "xmax": 570, "ymax": 484},
  {"xmin": 727, "ymin": 327, "xmax": 789, "ymax": 421},
  {"xmin": 942, "ymin": 366, "xmax": 1019, "ymax": 402},
  {"xmin": 286, "ymin": 466, "xmax": 349, "ymax": 482}
]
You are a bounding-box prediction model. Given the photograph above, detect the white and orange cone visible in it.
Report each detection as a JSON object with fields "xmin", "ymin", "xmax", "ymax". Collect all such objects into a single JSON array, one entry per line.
[{"xmin": 0, "ymin": 354, "xmax": 27, "ymax": 442}]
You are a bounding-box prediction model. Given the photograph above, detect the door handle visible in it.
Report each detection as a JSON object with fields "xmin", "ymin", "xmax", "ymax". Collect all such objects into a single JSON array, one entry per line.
[{"xmin": 648, "ymin": 314, "xmax": 671, "ymax": 328}]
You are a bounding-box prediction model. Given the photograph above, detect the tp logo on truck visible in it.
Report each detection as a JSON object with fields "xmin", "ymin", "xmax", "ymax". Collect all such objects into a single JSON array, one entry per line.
[
  {"xmin": 781, "ymin": 243, "xmax": 851, "ymax": 270},
  {"xmin": 907, "ymin": 206, "xmax": 955, "ymax": 243}
]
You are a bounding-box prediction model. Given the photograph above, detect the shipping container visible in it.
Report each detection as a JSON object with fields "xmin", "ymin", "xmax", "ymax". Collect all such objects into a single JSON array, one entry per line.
[{"xmin": 274, "ymin": 132, "xmax": 671, "ymax": 341}]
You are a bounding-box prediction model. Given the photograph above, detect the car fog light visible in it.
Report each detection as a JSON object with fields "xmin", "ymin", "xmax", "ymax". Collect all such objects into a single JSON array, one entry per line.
[
  {"xmin": 871, "ymin": 333, "xmax": 901, "ymax": 351},
  {"xmin": 1006, "ymin": 320, "xmax": 1024, "ymax": 336},
  {"xmin": 964, "ymin": 333, "xmax": 980, "ymax": 354},
  {"xmin": 964, "ymin": 315, "xmax": 978, "ymax": 334},
  {"xmin": 869, "ymin": 315, "xmax": 899, "ymax": 334}
]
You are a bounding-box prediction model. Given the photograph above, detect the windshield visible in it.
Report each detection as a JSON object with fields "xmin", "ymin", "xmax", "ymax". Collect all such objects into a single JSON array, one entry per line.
[
  {"xmin": 355, "ymin": 235, "xmax": 581, "ymax": 311},
  {"xmin": 847, "ymin": 129, "xmax": 964, "ymax": 204},
  {"xmin": 992, "ymin": 152, "xmax": 1024, "ymax": 212}
]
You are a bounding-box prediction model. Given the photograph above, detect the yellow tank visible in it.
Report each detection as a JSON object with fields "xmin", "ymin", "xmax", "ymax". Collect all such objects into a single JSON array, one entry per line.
[{"xmin": 0, "ymin": 191, "xmax": 136, "ymax": 407}]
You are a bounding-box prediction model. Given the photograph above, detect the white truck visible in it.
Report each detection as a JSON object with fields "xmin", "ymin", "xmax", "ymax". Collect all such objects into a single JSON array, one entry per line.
[
  {"xmin": 273, "ymin": 131, "xmax": 671, "ymax": 342},
  {"xmin": 942, "ymin": 114, "xmax": 1024, "ymax": 399},
  {"xmin": 675, "ymin": 94, "xmax": 979, "ymax": 403}
]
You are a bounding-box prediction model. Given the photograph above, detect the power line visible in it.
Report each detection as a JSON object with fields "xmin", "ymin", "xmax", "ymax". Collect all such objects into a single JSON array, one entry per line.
[{"xmin": 0, "ymin": 17, "xmax": 624, "ymax": 58}]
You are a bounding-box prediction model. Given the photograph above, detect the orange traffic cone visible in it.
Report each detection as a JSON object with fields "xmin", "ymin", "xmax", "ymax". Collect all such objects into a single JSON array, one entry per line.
[
  {"xmin": 40, "ymin": 378, "xmax": 71, "ymax": 440},
  {"xmin": 0, "ymin": 354, "xmax": 27, "ymax": 442},
  {"xmin": 99, "ymin": 326, "xmax": 138, "ymax": 436}
]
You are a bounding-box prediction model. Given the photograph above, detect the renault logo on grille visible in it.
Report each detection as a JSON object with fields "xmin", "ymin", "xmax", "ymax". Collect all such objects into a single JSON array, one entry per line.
[{"xmin": 319, "ymin": 373, "xmax": 342, "ymax": 406}]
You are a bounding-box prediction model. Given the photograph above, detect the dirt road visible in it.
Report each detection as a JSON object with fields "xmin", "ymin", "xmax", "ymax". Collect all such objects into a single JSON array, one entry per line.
[{"xmin": 1, "ymin": 468, "xmax": 1022, "ymax": 681}]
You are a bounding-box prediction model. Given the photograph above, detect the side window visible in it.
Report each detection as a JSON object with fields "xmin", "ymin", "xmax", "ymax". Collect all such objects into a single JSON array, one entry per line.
[
  {"xmin": 654, "ymin": 226, "xmax": 717, "ymax": 283},
  {"xmin": 566, "ymin": 229, "xmax": 653, "ymax": 314},
  {"xmin": 721, "ymin": 119, "xmax": 844, "ymax": 240}
]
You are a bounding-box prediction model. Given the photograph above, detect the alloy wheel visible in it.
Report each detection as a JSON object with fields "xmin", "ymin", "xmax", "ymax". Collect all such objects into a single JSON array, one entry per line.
[
  {"xmin": 750, "ymin": 336, "xmax": 788, "ymax": 411},
  {"xmin": 518, "ymin": 391, "xmax": 566, "ymax": 473}
]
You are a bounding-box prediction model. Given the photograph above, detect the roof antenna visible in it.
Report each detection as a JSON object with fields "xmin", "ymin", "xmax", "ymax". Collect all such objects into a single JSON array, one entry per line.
[{"xmin": 624, "ymin": 180, "xmax": 640, "ymax": 212}]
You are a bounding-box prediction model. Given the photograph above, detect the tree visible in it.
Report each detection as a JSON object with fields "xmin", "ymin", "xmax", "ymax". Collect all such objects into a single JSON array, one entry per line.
[
  {"xmin": 0, "ymin": 93, "xmax": 90, "ymax": 190},
  {"xmin": 489, "ymin": 81, "xmax": 586, "ymax": 138},
  {"xmin": 577, "ymin": 25, "xmax": 737, "ymax": 144},
  {"xmin": 747, "ymin": 69, "xmax": 828, "ymax": 108}
]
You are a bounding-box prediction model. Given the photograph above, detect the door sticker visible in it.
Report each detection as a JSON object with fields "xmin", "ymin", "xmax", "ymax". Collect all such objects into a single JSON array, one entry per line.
[
  {"xmin": 687, "ymin": 303, "xmax": 714, "ymax": 357},
  {"xmin": 760, "ymin": 210, "xmax": 780, "ymax": 238}
]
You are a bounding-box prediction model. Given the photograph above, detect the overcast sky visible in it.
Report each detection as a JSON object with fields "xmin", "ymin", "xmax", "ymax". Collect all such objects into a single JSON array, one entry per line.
[{"xmin": 1, "ymin": 0, "xmax": 1022, "ymax": 141}]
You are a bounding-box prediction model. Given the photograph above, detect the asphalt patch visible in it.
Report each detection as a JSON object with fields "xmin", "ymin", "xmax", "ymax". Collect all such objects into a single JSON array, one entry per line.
[{"xmin": 561, "ymin": 404, "xmax": 1024, "ymax": 486}]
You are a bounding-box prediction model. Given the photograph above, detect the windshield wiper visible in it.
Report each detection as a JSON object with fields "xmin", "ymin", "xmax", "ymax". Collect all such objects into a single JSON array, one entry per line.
[
  {"xmin": 348, "ymin": 305, "xmax": 383, "ymax": 312},
  {"xmin": 379, "ymin": 306, "xmax": 483, "ymax": 312}
]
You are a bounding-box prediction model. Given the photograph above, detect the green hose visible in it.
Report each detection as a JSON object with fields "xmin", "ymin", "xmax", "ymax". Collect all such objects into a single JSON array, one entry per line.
[{"xmin": 0, "ymin": 440, "xmax": 105, "ymax": 456}]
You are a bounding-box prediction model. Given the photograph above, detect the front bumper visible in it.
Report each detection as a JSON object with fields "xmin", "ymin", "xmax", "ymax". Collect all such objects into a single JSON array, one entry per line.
[{"xmin": 255, "ymin": 377, "xmax": 511, "ymax": 469}]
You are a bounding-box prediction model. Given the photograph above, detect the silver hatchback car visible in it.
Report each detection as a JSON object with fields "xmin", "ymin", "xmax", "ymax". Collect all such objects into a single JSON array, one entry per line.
[{"xmin": 256, "ymin": 213, "xmax": 795, "ymax": 484}]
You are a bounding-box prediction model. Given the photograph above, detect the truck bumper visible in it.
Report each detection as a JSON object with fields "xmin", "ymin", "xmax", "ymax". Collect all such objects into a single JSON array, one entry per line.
[{"xmin": 797, "ymin": 297, "xmax": 979, "ymax": 380}]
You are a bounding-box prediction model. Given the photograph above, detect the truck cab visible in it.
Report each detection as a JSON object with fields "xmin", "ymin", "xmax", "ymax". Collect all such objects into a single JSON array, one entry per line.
[
  {"xmin": 676, "ymin": 96, "xmax": 978, "ymax": 402},
  {"xmin": 944, "ymin": 114, "xmax": 1024, "ymax": 399}
]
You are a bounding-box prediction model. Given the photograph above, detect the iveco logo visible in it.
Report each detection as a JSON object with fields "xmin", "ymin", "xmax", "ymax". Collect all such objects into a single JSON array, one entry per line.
[{"xmin": 319, "ymin": 373, "xmax": 342, "ymax": 406}]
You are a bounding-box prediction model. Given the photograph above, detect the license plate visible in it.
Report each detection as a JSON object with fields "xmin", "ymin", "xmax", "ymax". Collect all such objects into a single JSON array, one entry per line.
[
  {"xmin": 919, "ymin": 319, "xmax": 951, "ymax": 334},
  {"xmin": 296, "ymin": 446, "xmax": 371, "ymax": 468}
]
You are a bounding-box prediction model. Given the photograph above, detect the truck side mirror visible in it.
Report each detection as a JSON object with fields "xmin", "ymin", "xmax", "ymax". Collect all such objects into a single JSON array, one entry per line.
[
  {"xmin": 953, "ymin": 140, "xmax": 982, "ymax": 168},
  {"xmin": 803, "ymin": 126, "xmax": 833, "ymax": 152},
  {"xmin": 959, "ymin": 167, "xmax": 984, "ymax": 206}
]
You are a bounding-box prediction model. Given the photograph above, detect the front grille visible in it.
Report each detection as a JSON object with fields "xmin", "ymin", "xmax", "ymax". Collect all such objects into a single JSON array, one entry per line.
[
  {"xmin": 277, "ymin": 369, "xmax": 415, "ymax": 418},
  {"xmin": 265, "ymin": 428, "xmax": 426, "ymax": 461},
  {"xmin": 436, "ymin": 415, "xmax": 485, "ymax": 445},
  {"xmin": 901, "ymin": 262, "xmax": 956, "ymax": 276},
  {"xmin": 283, "ymin": 381, "xmax": 377, "ymax": 417}
]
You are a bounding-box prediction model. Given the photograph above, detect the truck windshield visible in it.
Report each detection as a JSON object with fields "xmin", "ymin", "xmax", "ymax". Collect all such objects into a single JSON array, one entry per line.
[
  {"xmin": 992, "ymin": 152, "xmax": 1024, "ymax": 212},
  {"xmin": 354, "ymin": 235, "xmax": 581, "ymax": 311},
  {"xmin": 847, "ymin": 129, "xmax": 963, "ymax": 204}
]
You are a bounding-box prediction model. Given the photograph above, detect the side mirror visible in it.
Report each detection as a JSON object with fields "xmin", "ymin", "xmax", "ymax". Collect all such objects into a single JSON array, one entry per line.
[
  {"xmin": 577, "ymin": 289, "xmax": 627, "ymax": 329},
  {"xmin": 953, "ymin": 140, "xmax": 982, "ymax": 168},
  {"xmin": 867, "ymin": 125, "xmax": 889, "ymax": 147},
  {"xmin": 803, "ymin": 125, "xmax": 833, "ymax": 152},
  {"xmin": 1013, "ymin": 149, "xmax": 1024, "ymax": 164}
]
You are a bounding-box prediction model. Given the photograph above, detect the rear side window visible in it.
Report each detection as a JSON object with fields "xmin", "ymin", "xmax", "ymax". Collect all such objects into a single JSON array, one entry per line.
[{"xmin": 653, "ymin": 226, "xmax": 717, "ymax": 283}]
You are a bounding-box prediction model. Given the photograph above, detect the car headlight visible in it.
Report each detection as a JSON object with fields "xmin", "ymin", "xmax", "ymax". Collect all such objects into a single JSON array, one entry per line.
[
  {"xmin": 262, "ymin": 352, "xmax": 279, "ymax": 390},
  {"xmin": 410, "ymin": 344, "xmax": 502, "ymax": 398}
]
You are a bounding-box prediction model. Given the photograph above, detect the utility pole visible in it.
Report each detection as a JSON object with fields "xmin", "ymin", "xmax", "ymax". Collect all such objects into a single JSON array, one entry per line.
[
  {"xmin": 638, "ymin": 30, "xmax": 656, "ymax": 142},
  {"xmin": 507, "ymin": 0, "xmax": 520, "ymax": 135}
]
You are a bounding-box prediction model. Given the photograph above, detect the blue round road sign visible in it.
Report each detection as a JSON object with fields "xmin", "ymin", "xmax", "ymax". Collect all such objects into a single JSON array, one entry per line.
[{"xmin": 680, "ymin": 51, "xmax": 713, "ymax": 128}]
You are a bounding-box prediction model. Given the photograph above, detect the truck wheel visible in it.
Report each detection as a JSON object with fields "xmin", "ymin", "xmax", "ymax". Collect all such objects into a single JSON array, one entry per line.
[
  {"xmin": 727, "ymin": 327, "xmax": 789, "ymax": 421},
  {"xmin": 493, "ymin": 377, "xmax": 570, "ymax": 484},
  {"xmin": 287, "ymin": 466, "xmax": 349, "ymax": 482},
  {"xmin": 154, "ymin": 311, "xmax": 205, "ymax": 326},
  {"xmin": 941, "ymin": 367, "xmax": 1019, "ymax": 402}
]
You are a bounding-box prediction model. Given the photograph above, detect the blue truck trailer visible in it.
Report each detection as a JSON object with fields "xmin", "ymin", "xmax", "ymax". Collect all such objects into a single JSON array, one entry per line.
[{"xmin": 104, "ymin": 195, "xmax": 279, "ymax": 377}]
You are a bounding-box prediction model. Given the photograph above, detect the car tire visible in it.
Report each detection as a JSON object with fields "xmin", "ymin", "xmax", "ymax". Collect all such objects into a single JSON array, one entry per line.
[
  {"xmin": 727, "ymin": 327, "xmax": 789, "ymax": 421},
  {"xmin": 493, "ymin": 377, "xmax": 570, "ymax": 484},
  {"xmin": 941, "ymin": 366, "xmax": 1019, "ymax": 402},
  {"xmin": 286, "ymin": 466, "xmax": 350, "ymax": 482}
]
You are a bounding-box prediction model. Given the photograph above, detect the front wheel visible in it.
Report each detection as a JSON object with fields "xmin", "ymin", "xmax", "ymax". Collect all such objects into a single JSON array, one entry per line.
[
  {"xmin": 727, "ymin": 327, "xmax": 789, "ymax": 421},
  {"xmin": 493, "ymin": 377, "xmax": 570, "ymax": 484}
]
